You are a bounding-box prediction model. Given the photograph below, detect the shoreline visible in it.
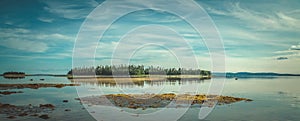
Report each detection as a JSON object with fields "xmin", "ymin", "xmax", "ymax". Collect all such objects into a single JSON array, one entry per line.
[
  {"xmin": 68, "ymin": 75, "xmax": 211, "ymax": 83},
  {"xmin": 67, "ymin": 75, "xmax": 211, "ymax": 79}
]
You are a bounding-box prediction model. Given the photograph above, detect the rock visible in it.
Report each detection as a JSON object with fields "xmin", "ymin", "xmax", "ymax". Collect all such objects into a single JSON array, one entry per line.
[
  {"xmin": 79, "ymin": 93, "xmax": 253, "ymax": 109},
  {"xmin": 0, "ymin": 103, "xmax": 56, "ymax": 119},
  {"xmin": 0, "ymin": 103, "xmax": 16, "ymax": 108},
  {"xmin": 6, "ymin": 116, "xmax": 16, "ymax": 119},
  {"xmin": 39, "ymin": 104, "xmax": 55, "ymax": 108},
  {"xmin": 63, "ymin": 100, "xmax": 68, "ymax": 103},
  {"xmin": 0, "ymin": 83, "xmax": 80, "ymax": 90},
  {"xmin": 31, "ymin": 114, "xmax": 39, "ymax": 117},
  {"xmin": 65, "ymin": 109, "xmax": 71, "ymax": 111},
  {"xmin": 18, "ymin": 112, "xmax": 28, "ymax": 116},
  {"xmin": 0, "ymin": 91, "xmax": 23, "ymax": 95},
  {"xmin": 39, "ymin": 114, "xmax": 50, "ymax": 119}
]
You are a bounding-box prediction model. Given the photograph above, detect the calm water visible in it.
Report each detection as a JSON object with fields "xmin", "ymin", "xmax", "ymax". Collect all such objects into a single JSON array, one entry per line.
[{"xmin": 1, "ymin": 76, "xmax": 300, "ymax": 121}]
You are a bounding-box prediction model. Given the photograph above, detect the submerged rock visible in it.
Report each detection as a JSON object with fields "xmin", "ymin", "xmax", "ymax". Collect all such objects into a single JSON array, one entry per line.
[
  {"xmin": 0, "ymin": 91, "xmax": 23, "ymax": 95},
  {"xmin": 39, "ymin": 114, "xmax": 50, "ymax": 119},
  {"xmin": 65, "ymin": 109, "xmax": 71, "ymax": 111},
  {"xmin": 0, "ymin": 103, "xmax": 55, "ymax": 119},
  {"xmin": 39, "ymin": 104, "xmax": 55, "ymax": 109},
  {"xmin": 0, "ymin": 83, "xmax": 80, "ymax": 90},
  {"xmin": 6, "ymin": 116, "xmax": 16, "ymax": 119},
  {"xmin": 80, "ymin": 93, "xmax": 253, "ymax": 110}
]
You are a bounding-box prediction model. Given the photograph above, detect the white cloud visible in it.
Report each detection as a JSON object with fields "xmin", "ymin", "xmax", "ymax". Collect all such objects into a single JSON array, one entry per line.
[
  {"xmin": 274, "ymin": 43, "xmax": 300, "ymax": 59},
  {"xmin": 38, "ymin": 17, "xmax": 54, "ymax": 23},
  {"xmin": 0, "ymin": 28, "xmax": 75, "ymax": 54},
  {"xmin": 206, "ymin": 2, "xmax": 300, "ymax": 31},
  {"xmin": 0, "ymin": 28, "xmax": 31, "ymax": 34},
  {"xmin": 36, "ymin": 33, "xmax": 74, "ymax": 41},
  {"xmin": 42, "ymin": 0, "xmax": 99, "ymax": 19},
  {"xmin": 0, "ymin": 38, "xmax": 48, "ymax": 53},
  {"xmin": 290, "ymin": 43, "xmax": 300, "ymax": 50},
  {"xmin": 4, "ymin": 21, "xmax": 14, "ymax": 25}
]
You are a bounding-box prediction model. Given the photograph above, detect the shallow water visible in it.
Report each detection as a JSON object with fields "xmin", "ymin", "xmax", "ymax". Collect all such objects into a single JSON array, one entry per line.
[{"xmin": 0, "ymin": 76, "xmax": 299, "ymax": 121}]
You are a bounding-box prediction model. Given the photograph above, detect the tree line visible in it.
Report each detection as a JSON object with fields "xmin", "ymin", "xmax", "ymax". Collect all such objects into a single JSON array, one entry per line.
[{"xmin": 67, "ymin": 65, "xmax": 211, "ymax": 76}]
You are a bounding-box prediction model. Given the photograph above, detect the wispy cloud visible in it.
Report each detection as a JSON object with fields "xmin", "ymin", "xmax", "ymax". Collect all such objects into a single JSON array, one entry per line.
[
  {"xmin": 38, "ymin": 17, "xmax": 54, "ymax": 23},
  {"xmin": 206, "ymin": 2, "xmax": 300, "ymax": 31},
  {"xmin": 42, "ymin": 0, "xmax": 99, "ymax": 19},
  {"xmin": 274, "ymin": 43, "xmax": 300, "ymax": 59},
  {"xmin": 290, "ymin": 43, "xmax": 300, "ymax": 50},
  {"xmin": 0, "ymin": 28, "xmax": 48, "ymax": 52},
  {"xmin": 0, "ymin": 38, "xmax": 48, "ymax": 53},
  {"xmin": 0, "ymin": 28, "xmax": 74, "ymax": 53},
  {"xmin": 36, "ymin": 33, "xmax": 74, "ymax": 41}
]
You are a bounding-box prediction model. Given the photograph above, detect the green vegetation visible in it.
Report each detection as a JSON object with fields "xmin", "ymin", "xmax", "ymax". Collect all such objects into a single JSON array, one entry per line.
[
  {"xmin": 67, "ymin": 65, "xmax": 211, "ymax": 76},
  {"xmin": 3, "ymin": 72, "xmax": 25, "ymax": 78}
]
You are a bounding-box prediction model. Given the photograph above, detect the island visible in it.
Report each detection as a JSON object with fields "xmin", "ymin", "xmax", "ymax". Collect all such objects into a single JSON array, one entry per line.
[
  {"xmin": 67, "ymin": 65, "xmax": 211, "ymax": 79},
  {"xmin": 3, "ymin": 72, "xmax": 25, "ymax": 78}
]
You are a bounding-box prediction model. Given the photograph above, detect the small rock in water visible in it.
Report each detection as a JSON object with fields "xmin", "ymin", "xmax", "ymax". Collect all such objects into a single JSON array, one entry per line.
[
  {"xmin": 63, "ymin": 100, "xmax": 68, "ymax": 103},
  {"xmin": 39, "ymin": 104, "xmax": 55, "ymax": 108},
  {"xmin": 31, "ymin": 114, "xmax": 39, "ymax": 117},
  {"xmin": 40, "ymin": 79, "xmax": 45, "ymax": 81},
  {"xmin": 65, "ymin": 109, "xmax": 71, "ymax": 111},
  {"xmin": 39, "ymin": 114, "xmax": 50, "ymax": 119},
  {"xmin": 18, "ymin": 112, "xmax": 28, "ymax": 116},
  {"xmin": 6, "ymin": 116, "xmax": 16, "ymax": 119}
]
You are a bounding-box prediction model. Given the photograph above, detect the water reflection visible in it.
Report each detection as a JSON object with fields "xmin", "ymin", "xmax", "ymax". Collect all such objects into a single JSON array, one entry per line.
[
  {"xmin": 3, "ymin": 77, "xmax": 25, "ymax": 79},
  {"xmin": 69, "ymin": 78, "xmax": 207, "ymax": 88}
]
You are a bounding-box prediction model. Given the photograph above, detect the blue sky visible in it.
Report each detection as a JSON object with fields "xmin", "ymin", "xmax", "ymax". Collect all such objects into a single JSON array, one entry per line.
[{"xmin": 0, "ymin": 0, "xmax": 300, "ymax": 74}]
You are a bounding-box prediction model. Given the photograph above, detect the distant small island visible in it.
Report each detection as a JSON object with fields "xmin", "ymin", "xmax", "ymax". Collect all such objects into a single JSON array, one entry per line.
[
  {"xmin": 213, "ymin": 72, "xmax": 300, "ymax": 78},
  {"xmin": 3, "ymin": 72, "xmax": 25, "ymax": 78},
  {"xmin": 67, "ymin": 65, "xmax": 211, "ymax": 79}
]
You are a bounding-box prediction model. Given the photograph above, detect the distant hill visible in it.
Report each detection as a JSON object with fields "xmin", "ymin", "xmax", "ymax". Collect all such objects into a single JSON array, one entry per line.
[{"xmin": 213, "ymin": 72, "xmax": 300, "ymax": 78}]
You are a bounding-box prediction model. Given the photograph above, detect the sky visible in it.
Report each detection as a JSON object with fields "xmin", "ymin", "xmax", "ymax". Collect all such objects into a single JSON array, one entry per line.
[{"xmin": 0, "ymin": 0, "xmax": 300, "ymax": 74}]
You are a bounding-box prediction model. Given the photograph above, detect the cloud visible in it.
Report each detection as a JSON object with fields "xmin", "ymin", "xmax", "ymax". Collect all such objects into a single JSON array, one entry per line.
[
  {"xmin": 0, "ymin": 28, "xmax": 74, "ymax": 42},
  {"xmin": 0, "ymin": 28, "xmax": 75, "ymax": 54},
  {"xmin": 205, "ymin": 2, "xmax": 300, "ymax": 31},
  {"xmin": 132, "ymin": 10, "xmax": 184, "ymax": 23},
  {"xmin": 38, "ymin": 17, "xmax": 54, "ymax": 23},
  {"xmin": 0, "ymin": 39, "xmax": 48, "ymax": 53},
  {"xmin": 42, "ymin": 0, "xmax": 99, "ymax": 19},
  {"xmin": 0, "ymin": 28, "xmax": 31, "ymax": 34},
  {"xmin": 290, "ymin": 43, "xmax": 300, "ymax": 50},
  {"xmin": 274, "ymin": 43, "xmax": 300, "ymax": 59},
  {"xmin": 4, "ymin": 21, "xmax": 14, "ymax": 25},
  {"xmin": 36, "ymin": 33, "xmax": 74, "ymax": 41}
]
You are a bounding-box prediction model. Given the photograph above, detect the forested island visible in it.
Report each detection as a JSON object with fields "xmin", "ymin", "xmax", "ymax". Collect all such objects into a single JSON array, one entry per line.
[
  {"xmin": 2, "ymin": 72, "xmax": 25, "ymax": 78},
  {"xmin": 67, "ymin": 65, "xmax": 211, "ymax": 79}
]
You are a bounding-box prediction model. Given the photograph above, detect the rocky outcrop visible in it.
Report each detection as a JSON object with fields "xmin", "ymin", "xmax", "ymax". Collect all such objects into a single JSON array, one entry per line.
[{"xmin": 79, "ymin": 93, "xmax": 253, "ymax": 109}]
